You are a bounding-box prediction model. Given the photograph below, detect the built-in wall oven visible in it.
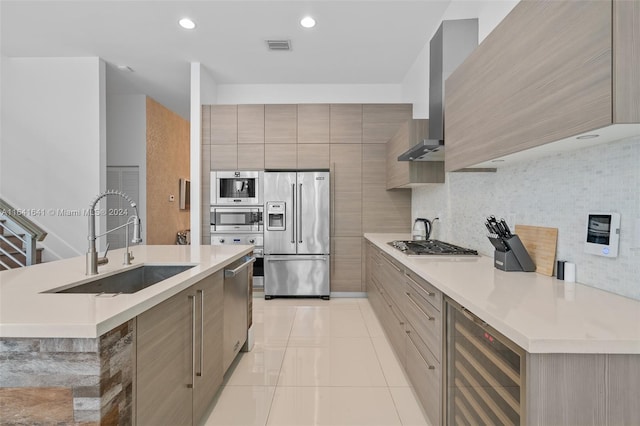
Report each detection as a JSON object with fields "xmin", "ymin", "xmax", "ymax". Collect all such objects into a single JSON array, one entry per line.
[{"xmin": 211, "ymin": 171, "xmax": 263, "ymax": 205}]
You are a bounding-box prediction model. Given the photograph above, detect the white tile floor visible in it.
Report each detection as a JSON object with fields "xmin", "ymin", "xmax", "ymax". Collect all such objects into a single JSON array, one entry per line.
[{"xmin": 201, "ymin": 297, "xmax": 430, "ymax": 426}]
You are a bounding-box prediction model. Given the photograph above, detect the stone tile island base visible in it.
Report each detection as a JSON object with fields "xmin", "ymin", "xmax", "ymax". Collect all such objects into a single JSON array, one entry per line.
[{"xmin": 0, "ymin": 320, "xmax": 135, "ymax": 425}]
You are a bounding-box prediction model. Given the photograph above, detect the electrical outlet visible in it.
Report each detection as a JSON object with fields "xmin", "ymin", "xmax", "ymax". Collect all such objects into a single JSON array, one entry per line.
[
  {"xmin": 169, "ymin": 195, "xmax": 175, "ymax": 202},
  {"xmin": 507, "ymin": 212, "xmax": 517, "ymax": 226}
]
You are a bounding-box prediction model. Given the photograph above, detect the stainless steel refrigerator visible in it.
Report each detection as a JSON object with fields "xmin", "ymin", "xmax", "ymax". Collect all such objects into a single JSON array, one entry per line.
[{"xmin": 263, "ymin": 171, "xmax": 330, "ymax": 299}]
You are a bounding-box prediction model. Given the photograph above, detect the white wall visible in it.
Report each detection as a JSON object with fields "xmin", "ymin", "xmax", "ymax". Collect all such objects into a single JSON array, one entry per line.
[
  {"xmin": 106, "ymin": 94, "xmax": 147, "ymax": 242},
  {"xmin": 412, "ymin": 137, "xmax": 640, "ymax": 300},
  {"xmin": 213, "ymin": 84, "xmax": 403, "ymax": 105},
  {"xmin": 190, "ymin": 62, "xmax": 203, "ymax": 246},
  {"xmin": 0, "ymin": 57, "xmax": 106, "ymax": 260}
]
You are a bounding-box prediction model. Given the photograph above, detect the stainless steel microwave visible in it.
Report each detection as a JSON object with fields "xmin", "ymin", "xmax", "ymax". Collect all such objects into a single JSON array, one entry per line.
[
  {"xmin": 211, "ymin": 171, "xmax": 263, "ymax": 205},
  {"xmin": 210, "ymin": 207, "xmax": 263, "ymax": 232}
]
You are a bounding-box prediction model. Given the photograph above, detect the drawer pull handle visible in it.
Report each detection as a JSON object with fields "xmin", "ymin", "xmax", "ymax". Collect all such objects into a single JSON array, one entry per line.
[
  {"xmin": 381, "ymin": 254, "xmax": 402, "ymax": 272},
  {"xmin": 406, "ymin": 291, "xmax": 435, "ymax": 321},
  {"xmin": 409, "ymin": 336, "xmax": 437, "ymax": 371},
  {"xmin": 405, "ymin": 273, "xmax": 434, "ymax": 297}
]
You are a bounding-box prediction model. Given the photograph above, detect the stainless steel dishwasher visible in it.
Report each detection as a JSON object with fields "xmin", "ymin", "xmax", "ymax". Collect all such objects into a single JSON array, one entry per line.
[{"xmin": 223, "ymin": 255, "xmax": 255, "ymax": 372}]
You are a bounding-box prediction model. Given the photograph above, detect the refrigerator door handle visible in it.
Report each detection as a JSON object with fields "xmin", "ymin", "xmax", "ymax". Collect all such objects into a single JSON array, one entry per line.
[
  {"xmin": 291, "ymin": 183, "xmax": 296, "ymax": 244},
  {"xmin": 298, "ymin": 183, "xmax": 303, "ymax": 244},
  {"xmin": 267, "ymin": 256, "xmax": 328, "ymax": 262}
]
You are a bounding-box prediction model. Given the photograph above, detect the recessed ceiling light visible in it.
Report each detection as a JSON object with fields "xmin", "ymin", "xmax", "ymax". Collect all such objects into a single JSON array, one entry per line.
[
  {"xmin": 576, "ymin": 134, "xmax": 599, "ymax": 140},
  {"xmin": 179, "ymin": 18, "xmax": 196, "ymax": 30},
  {"xmin": 300, "ymin": 16, "xmax": 316, "ymax": 28},
  {"xmin": 117, "ymin": 65, "xmax": 134, "ymax": 72},
  {"xmin": 491, "ymin": 159, "xmax": 505, "ymax": 163}
]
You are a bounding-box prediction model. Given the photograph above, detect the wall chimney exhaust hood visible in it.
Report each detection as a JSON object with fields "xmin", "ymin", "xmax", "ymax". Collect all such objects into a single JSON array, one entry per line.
[{"xmin": 398, "ymin": 18, "xmax": 478, "ymax": 162}]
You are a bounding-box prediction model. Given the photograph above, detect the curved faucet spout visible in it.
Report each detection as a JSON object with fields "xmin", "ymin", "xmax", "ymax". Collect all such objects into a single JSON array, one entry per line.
[{"xmin": 87, "ymin": 190, "xmax": 142, "ymax": 275}]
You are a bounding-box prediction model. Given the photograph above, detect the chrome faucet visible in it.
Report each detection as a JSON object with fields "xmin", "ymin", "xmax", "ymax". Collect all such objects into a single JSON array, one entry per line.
[{"xmin": 87, "ymin": 190, "xmax": 142, "ymax": 275}]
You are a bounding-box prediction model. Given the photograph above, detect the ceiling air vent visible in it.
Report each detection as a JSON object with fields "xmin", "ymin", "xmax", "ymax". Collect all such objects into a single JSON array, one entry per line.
[{"xmin": 266, "ymin": 40, "xmax": 291, "ymax": 51}]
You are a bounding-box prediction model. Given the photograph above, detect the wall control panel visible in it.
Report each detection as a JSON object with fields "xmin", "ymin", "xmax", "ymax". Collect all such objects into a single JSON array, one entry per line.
[{"xmin": 584, "ymin": 212, "xmax": 620, "ymax": 258}]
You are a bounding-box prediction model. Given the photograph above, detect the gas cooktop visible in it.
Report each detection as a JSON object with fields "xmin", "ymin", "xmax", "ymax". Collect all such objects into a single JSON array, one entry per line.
[{"xmin": 388, "ymin": 240, "xmax": 478, "ymax": 256}]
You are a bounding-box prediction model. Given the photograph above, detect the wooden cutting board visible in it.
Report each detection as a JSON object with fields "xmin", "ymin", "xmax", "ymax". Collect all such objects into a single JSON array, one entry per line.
[{"xmin": 514, "ymin": 225, "xmax": 558, "ymax": 276}]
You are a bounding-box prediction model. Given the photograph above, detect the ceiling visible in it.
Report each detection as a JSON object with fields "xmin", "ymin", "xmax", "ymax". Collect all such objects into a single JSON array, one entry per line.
[{"xmin": 1, "ymin": 0, "xmax": 453, "ymax": 118}]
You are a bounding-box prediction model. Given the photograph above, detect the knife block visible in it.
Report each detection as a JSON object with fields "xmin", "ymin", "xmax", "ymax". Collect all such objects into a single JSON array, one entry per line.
[{"xmin": 489, "ymin": 234, "xmax": 536, "ymax": 272}]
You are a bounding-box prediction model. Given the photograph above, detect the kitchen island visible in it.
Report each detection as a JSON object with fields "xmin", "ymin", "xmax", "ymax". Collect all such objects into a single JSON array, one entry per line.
[
  {"xmin": 365, "ymin": 233, "xmax": 640, "ymax": 425},
  {"xmin": 0, "ymin": 244, "xmax": 253, "ymax": 424}
]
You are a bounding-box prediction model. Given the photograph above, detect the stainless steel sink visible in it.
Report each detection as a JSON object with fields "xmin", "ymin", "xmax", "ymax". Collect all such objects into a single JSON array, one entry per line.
[{"xmin": 51, "ymin": 264, "xmax": 195, "ymax": 294}]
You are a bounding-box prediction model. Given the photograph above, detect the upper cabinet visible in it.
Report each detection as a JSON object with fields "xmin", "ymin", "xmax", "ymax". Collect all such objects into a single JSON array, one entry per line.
[
  {"xmin": 211, "ymin": 105, "xmax": 238, "ymax": 145},
  {"xmin": 362, "ymin": 104, "xmax": 412, "ymax": 144},
  {"xmin": 238, "ymin": 105, "xmax": 264, "ymax": 144},
  {"xmin": 445, "ymin": 0, "xmax": 640, "ymax": 172},
  {"xmin": 298, "ymin": 104, "xmax": 330, "ymax": 144},
  {"xmin": 330, "ymin": 104, "xmax": 362, "ymax": 143},
  {"xmin": 387, "ymin": 119, "xmax": 445, "ymax": 189},
  {"xmin": 265, "ymin": 104, "xmax": 297, "ymax": 144}
]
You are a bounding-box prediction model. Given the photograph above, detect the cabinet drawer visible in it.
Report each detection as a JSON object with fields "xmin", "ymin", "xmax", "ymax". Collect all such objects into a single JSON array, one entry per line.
[
  {"xmin": 406, "ymin": 332, "xmax": 441, "ymax": 426},
  {"xmin": 405, "ymin": 269, "xmax": 441, "ymax": 312},
  {"xmin": 379, "ymin": 252, "xmax": 406, "ymax": 308},
  {"xmin": 404, "ymin": 288, "xmax": 441, "ymax": 362},
  {"xmin": 379, "ymin": 290, "xmax": 406, "ymax": 366}
]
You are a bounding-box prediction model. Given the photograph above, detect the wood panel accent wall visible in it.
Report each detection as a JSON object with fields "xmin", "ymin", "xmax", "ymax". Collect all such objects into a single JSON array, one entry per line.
[{"xmin": 146, "ymin": 97, "xmax": 190, "ymax": 244}]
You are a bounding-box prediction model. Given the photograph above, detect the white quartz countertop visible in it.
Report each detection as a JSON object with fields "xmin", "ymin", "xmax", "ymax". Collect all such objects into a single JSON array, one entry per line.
[
  {"xmin": 365, "ymin": 233, "xmax": 640, "ymax": 354},
  {"xmin": 0, "ymin": 245, "xmax": 253, "ymax": 338}
]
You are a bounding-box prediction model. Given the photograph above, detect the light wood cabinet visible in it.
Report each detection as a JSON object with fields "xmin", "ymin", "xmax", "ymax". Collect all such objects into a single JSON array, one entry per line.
[
  {"xmin": 193, "ymin": 272, "xmax": 224, "ymax": 423},
  {"xmin": 330, "ymin": 104, "xmax": 362, "ymax": 144},
  {"xmin": 211, "ymin": 145, "xmax": 237, "ymax": 170},
  {"xmin": 362, "ymin": 144, "xmax": 411, "ymax": 233},
  {"xmin": 211, "ymin": 105, "xmax": 237, "ymax": 145},
  {"xmin": 237, "ymin": 144, "xmax": 265, "ymax": 169},
  {"xmin": 137, "ymin": 285, "xmax": 193, "ymax": 426},
  {"xmin": 386, "ymin": 119, "xmax": 444, "ymax": 189},
  {"xmin": 364, "ymin": 242, "xmax": 444, "ymax": 425},
  {"xmin": 202, "ymin": 105, "xmax": 211, "ymax": 145},
  {"xmin": 298, "ymin": 104, "xmax": 330, "ymax": 144},
  {"xmin": 297, "ymin": 143, "xmax": 330, "ymax": 169},
  {"xmin": 330, "ymin": 144, "xmax": 362, "ymax": 236},
  {"xmin": 137, "ymin": 272, "xmax": 224, "ymax": 426},
  {"xmin": 265, "ymin": 144, "xmax": 297, "ymax": 169},
  {"xmin": 265, "ymin": 104, "xmax": 297, "ymax": 144},
  {"xmin": 445, "ymin": 0, "xmax": 639, "ymax": 172},
  {"xmin": 331, "ymin": 237, "xmax": 362, "ymax": 292},
  {"xmin": 362, "ymin": 104, "xmax": 412, "ymax": 144},
  {"xmin": 238, "ymin": 105, "xmax": 264, "ymax": 144}
]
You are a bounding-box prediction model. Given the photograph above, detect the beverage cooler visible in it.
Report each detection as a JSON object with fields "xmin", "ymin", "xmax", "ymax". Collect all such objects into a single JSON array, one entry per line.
[{"xmin": 445, "ymin": 298, "xmax": 526, "ymax": 425}]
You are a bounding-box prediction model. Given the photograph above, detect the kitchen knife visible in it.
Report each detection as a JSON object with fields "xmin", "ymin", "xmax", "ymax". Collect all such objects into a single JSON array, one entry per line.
[
  {"xmin": 485, "ymin": 221, "xmax": 494, "ymax": 235},
  {"xmin": 488, "ymin": 216, "xmax": 502, "ymax": 237},
  {"xmin": 499, "ymin": 218, "xmax": 512, "ymax": 237}
]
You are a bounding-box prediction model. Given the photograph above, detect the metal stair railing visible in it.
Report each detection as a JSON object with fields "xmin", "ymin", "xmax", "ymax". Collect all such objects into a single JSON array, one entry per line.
[{"xmin": 0, "ymin": 198, "xmax": 47, "ymax": 269}]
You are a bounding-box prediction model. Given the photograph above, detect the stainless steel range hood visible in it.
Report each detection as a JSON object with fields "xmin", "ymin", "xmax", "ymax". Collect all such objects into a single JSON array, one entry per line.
[
  {"xmin": 397, "ymin": 140, "xmax": 445, "ymax": 161},
  {"xmin": 399, "ymin": 19, "xmax": 478, "ymax": 162}
]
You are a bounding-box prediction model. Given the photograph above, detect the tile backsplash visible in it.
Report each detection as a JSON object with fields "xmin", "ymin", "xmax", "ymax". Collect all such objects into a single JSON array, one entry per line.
[{"xmin": 412, "ymin": 136, "xmax": 640, "ymax": 300}]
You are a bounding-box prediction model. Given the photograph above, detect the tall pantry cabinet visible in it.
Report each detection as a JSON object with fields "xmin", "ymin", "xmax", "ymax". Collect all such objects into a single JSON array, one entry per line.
[{"xmin": 203, "ymin": 103, "xmax": 413, "ymax": 292}]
